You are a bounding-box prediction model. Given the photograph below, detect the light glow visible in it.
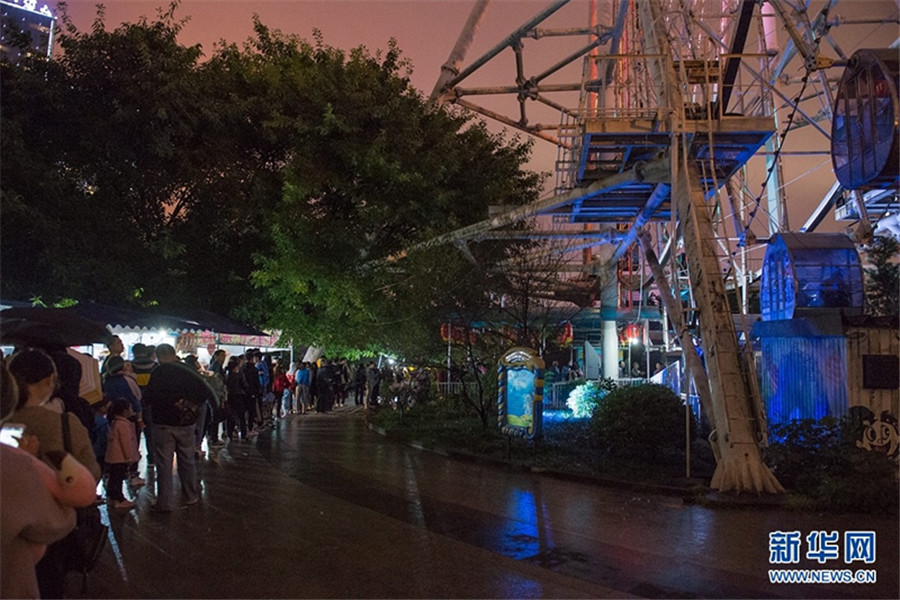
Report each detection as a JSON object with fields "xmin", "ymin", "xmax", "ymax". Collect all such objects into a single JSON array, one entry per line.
[{"xmin": 2, "ymin": 0, "xmax": 54, "ymax": 18}]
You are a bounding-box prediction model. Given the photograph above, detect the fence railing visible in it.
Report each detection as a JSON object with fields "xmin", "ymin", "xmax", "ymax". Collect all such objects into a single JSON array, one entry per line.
[
  {"xmin": 543, "ymin": 377, "xmax": 650, "ymax": 410},
  {"xmin": 437, "ymin": 376, "xmax": 700, "ymax": 420},
  {"xmin": 436, "ymin": 382, "xmax": 481, "ymax": 398}
]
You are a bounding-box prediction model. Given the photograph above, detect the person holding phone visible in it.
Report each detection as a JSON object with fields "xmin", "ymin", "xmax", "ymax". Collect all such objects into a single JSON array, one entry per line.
[
  {"xmin": 1, "ymin": 359, "xmax": 77, "ymax": 599},
  {"xmin": 6, "ymin": 348, "xmax": 101, "ymax": 598},
  {"xmin": 7, "ymin": 350, "xmax": 100, "ymax": 482}
]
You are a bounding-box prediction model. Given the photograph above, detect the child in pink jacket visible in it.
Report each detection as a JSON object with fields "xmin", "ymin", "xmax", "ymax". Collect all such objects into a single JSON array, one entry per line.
[{"xmin": 105, "ymin": 398, "xmax": 140, "ymax": 509}]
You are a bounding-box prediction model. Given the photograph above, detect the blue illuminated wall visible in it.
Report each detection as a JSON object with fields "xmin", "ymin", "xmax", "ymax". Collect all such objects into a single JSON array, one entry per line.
[{"xmin": 758, "ymin": 334, "xmax": 848, "ymax": 424}]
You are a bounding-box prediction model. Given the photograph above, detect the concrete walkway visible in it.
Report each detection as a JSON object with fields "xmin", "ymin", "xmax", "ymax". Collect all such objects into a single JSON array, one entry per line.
[{"xmin": 68, "ymin": 407, "xmax": 899, "ymax": 599}]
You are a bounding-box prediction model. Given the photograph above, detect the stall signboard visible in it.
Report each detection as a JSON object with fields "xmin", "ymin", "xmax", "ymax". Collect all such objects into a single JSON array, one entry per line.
[
  {"xmin": 217, "ymin": 333, "xmax": 282, "ymax": 348},
  {"xmin": 497, "ymin": 347, "xmax": 545, "ymax": 440}
]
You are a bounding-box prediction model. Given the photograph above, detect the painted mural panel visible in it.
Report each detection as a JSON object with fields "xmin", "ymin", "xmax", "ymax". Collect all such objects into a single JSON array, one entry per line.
[{"xmin": 497, "ymin": 347, "xmax": 545, "ymax": 440}]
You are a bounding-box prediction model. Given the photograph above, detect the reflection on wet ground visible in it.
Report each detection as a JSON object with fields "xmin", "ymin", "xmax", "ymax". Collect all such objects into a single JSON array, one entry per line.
[{"xmin": 70, "ymin": 408, "xmax": 898, "ymax": 599}]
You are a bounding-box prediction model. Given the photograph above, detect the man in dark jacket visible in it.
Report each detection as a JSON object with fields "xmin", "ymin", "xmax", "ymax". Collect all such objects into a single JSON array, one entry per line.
[
  {"xmin": 365, "ymin": 362, "xmax": 380, "ymax": 409},
  {"xmin": 242, "ymin": 351, "xmax": 262, "ymax": 429},
  {"xmin": 316, "ymin": 359, "xmax": 333, "ymax": 413},
  {"xmin": 142, "ymin": 344, "xmax": 215, "ymax": 512}
]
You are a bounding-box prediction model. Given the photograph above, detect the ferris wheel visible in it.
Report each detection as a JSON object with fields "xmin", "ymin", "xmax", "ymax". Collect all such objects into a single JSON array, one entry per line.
[
  {"xmin": 430, "ymin": 0, "xmax": 899, "ymax": 262},
  {"xmin": 426, "ymin": 0, "xmax": 899, "ymax": 493}
]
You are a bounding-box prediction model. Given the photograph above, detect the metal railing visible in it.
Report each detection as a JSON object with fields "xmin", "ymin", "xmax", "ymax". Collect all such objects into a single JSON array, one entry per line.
[
  {"xmin": 436, "ymin": 382, "xmax": 481, "ymax": 398},
  {"xmin": 437, "ymin": 373, "xmax": 699, "ymax": 419},
  {"xmin": 544, "ymin": 377, "xmax": 650, "ymax": 410}
]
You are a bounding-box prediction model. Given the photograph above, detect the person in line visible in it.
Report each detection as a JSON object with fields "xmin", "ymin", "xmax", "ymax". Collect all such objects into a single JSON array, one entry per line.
[
  {"xmin": 130, "ymin": 344, "xmax": 157, "ymax": 466},
  {"xmin": 333, "ymin": 358, "xmax": 350, "ymax": 408},
  {"xmin": 294, "ymin": 362, "xmax": 311, "ymax": 414},
  {"xmin": 0, "ymin": 361, "xmax": 77, "ymax": 600},
  {"xmin": 272, "ymin": 364, "xmax": 291, "ymax": 417},
  {"xmin": 91, "ymin": 397, "xmax": 111, "ymax": 496},
  {"xmin": 119, "ymin": 359, "xmax": 143, "ymax": 405},
  {"xmin": 224, "ymin": 356, "xmax": 251, "ymax": 441},
  {"xmin": 105, "ymin": 398, "xmax": 140, "ymax": 510},
  {"xmin": 102, "ymin": 356, "xmax": 145, "ymax": 486},
  {"xmin": 184, "ymin": 355, "xmax": 214, "ymax": 456},
  {"xmin": 353, "ymin": 363, "xmax": 366, "ymax": 406},
  {"xmin": 285, "ymin": 362, "xmax": 297, "ymax": 414},
  {"xmin": 99, "ymin": 335, "xmax": 125, "ymax": 376},
  {"xmin": 130, "ymin": 344, "xmax": 157, "ymax": 389},
  {"xmin": 308, "ymin": 361, "xmax": 318, "ymax": 412},
  {"xmin": 205, "ymin": 350, "xmax": 228, "ymax": 446},
  {"xmin": 243, "ymin": 351, "xmax": 262, "ymax": 430},
  {"xmin": 365, "ymin": 362, "xmax": 380, "ymax": 409},
  {"xmin": 7, "ymin": 349, "xmax": 101, "ymax": 598},
  {"xmin": 255, "ymin": 351, "xmax": 272, "ymax": 423},
  {"xmin": 141, "ymin": 344, "xmax": 216, "ymax": 513},
  {"xmin": 316, "ymin": 358, "xmax": 333, "ymax": 413},
  {"xmin": 8, "ymin": 350, "xmax": 101, "ymax": 482},
  {"xmin": 49, "ymin": 351, "xmax": 94, "ymax": 435}
]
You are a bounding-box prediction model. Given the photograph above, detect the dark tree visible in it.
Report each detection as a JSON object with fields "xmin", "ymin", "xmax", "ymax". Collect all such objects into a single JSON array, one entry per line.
[
  {"xmin": 864, "ymin": 235, "xmax": 899, "ymax": 316},
  {"xmin": 1, "ymin": 4, "xmax": 544, "ymax": 355}
]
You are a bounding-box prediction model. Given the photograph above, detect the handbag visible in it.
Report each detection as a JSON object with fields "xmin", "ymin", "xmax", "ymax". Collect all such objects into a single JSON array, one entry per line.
[
  {"xmin": 60, "ymin": 413, "xmax": 109, "ymax": 591},
  {"xmin": 172, "ymin": 397, "xmax": 202, "ymax": 426}
]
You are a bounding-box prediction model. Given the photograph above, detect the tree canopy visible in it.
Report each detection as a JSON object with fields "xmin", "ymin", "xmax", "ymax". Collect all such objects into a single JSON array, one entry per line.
[{"xmin": 0, "ymin": 4, "xmax": 545, "ymax": 359}]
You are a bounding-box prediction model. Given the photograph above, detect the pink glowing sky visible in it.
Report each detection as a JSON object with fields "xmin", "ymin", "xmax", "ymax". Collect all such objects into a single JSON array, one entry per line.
[
  {"xmin": 54, "ymin": 0, "xmax": 900, "ymax": 231},
  {"xmin": 58, "ymin": 1, "xmax": 557, "ymax": 95}
]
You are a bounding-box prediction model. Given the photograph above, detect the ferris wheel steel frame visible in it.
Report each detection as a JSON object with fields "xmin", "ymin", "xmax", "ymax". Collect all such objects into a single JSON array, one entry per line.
[{"xmin": 425, "ymin": 0, "xmax": 899, "ymax": 493}]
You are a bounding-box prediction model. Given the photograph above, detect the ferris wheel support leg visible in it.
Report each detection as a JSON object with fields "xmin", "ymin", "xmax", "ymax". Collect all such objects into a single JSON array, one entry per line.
[{"xmin": 674, "ymin": 157, "xmax": 784, "ymax": 495}]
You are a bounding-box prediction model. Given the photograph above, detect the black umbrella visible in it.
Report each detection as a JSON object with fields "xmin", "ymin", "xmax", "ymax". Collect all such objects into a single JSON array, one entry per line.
[{"xmin": 0, "ymin": 307, "xmax": 112, "ymax": 348}]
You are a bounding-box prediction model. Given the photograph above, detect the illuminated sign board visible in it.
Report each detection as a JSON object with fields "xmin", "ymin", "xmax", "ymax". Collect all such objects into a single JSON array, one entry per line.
[
  {"xmin": 0, "ymin": 0, "xmax": 56, "ymax": 62},
  {"xmin": 497, "ymin": 347, "xmax": 545, "ymax": 440}
]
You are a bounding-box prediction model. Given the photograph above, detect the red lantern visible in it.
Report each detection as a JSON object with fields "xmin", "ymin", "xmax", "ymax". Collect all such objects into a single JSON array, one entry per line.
[
  {"xmin": 557, "ymin": 322, "xmax": 573, "ymax": 346},
  {"xmin": 624, "ymin": 323, "xmax": 642, "ymax": 344}
]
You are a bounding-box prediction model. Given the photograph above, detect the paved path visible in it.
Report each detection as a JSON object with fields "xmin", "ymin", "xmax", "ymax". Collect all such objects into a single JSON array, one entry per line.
[{"xmin": 70, "ymin": 407, "xmax": 898, "ymax": 599}]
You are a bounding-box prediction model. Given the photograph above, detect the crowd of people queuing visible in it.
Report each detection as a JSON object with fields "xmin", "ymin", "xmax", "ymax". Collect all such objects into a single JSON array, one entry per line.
[{"xmin": 0, "ymin": 332, "xmax": 430, "ymax": 599}]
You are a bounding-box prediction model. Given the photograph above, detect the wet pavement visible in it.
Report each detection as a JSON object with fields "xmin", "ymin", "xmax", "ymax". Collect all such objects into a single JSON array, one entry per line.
[{"xmin": 68, "ymin": 407, "xmax": 898, "ymax": 599}]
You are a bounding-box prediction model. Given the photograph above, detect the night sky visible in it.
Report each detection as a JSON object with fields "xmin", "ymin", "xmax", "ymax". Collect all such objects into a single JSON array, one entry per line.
[
  {"xmin": 56, "ymin": 0, "xmax": 900, "ymax": 232},
  {"xmin": 59, "ymin": 0, "xmax": 557, "ymax": 94}
]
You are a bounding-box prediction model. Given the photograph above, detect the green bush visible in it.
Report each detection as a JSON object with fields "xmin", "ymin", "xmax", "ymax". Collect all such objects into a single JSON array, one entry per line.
[
  {"xmin": 566, "ymin": 377, "xmax": 617, "ymax": 418},
  {"xmin": 590, "ymin": 383, "xmax": 688, "ymax": 460},
  {"xmin": 764, "ymin": 418, "xmax": 899, "ymax": 514}
]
